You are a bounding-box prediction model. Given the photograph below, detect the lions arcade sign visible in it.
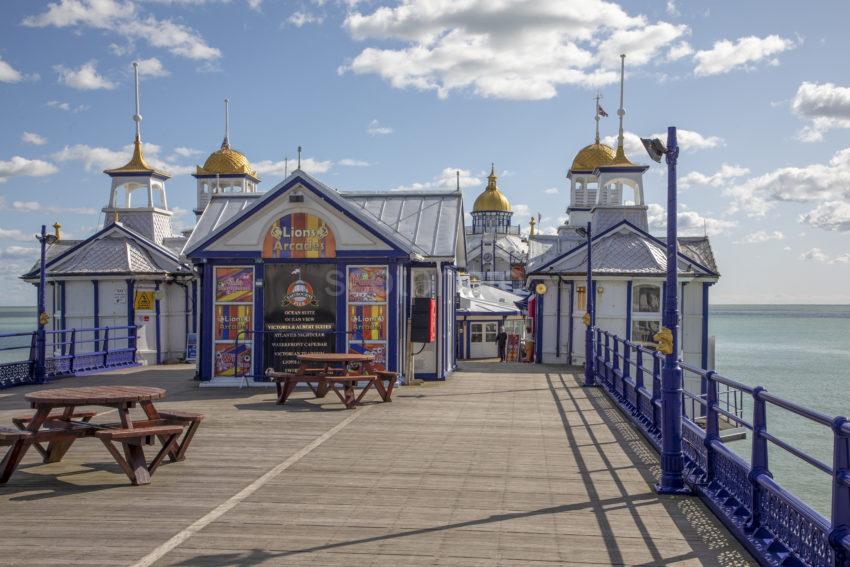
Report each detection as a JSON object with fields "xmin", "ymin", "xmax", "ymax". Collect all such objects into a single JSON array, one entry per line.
[{"xmin": 262, "ymin": 213, "xmax": 336, "ymax": 259}]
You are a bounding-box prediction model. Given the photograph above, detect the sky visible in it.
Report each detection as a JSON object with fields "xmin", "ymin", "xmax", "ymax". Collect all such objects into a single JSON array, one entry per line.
[{"xmin": 1, "ymin": 0, "xmax": 850, "ymax": 305}]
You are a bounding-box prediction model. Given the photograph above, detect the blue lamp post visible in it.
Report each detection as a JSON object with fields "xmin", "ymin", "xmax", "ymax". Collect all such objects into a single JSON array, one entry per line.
[
  {"xmin": 648, "ymin": 127, "xmax": 690, "ymax": 495},
  {"xmin": 582, "ymin": 222, "xmax": 595, "ymax": 386},
  {"xmin": 34, "ymin": 224, "xmax": 57, "ymax": 384}
]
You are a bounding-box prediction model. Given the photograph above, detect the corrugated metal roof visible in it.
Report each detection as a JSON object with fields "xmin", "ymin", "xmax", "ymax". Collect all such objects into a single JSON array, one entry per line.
[
  {"xmin": 343, "ymin": 191, "xmax": 462, "ymax": 259},
  {"xmin": 182, "ymin": 194, "xmax": 261, "ymax": 254}
]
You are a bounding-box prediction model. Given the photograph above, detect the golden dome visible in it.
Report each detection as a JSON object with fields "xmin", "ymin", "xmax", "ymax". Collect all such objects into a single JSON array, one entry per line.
[
  {"xmin": 196, "ymin": 141, "xmax": 258, "ymax": 178},
  {"xmin": 472, "ymin": 165, "xmax": 511, "ymax": 213},
  {"xmin": 570, "ymin": 142, "xmax": 616, "ymax": 171},
  {"xmin": 104, "ymin": 136, "xmax": 170, "ymax": 178}
]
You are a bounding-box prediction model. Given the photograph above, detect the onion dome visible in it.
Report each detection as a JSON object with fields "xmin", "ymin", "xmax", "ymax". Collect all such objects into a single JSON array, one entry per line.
[
  {"xmin": 196, "ymin": 139, "xmax": 258, "ymax": 179},
  {"xmin": 570, "ymin": 142, "xmax": 615, "ymax": 172},
  {"xmin": 472, "ymin": 164, "xmax": 511, "ymax": 212}
]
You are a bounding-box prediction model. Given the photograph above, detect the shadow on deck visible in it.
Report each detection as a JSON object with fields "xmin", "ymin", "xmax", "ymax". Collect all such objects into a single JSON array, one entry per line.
[{"xmin": 0, "ymin": 362, "xmax": 754, "ymax": 565}]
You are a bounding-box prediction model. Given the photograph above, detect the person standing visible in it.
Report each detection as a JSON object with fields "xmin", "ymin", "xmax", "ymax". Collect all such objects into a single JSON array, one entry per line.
[{"xmin": 495, "ymin": 328, "xmax": 508, "ymax": 362}]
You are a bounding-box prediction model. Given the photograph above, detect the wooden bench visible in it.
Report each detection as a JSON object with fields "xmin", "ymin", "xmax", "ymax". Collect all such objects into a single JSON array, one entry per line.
[
  {"xmin": 269, "ymin": 373, "xmax": 393, "ymax": 408},
  {"xmin": 0, "ymin": 427, "xmax": 32, "ymax": 446},
  {"xmin": 94, "ymin": 425, "xmax": 184, "ymax": 485},
  {"xmin": 12, "ymin": 410, "xmax": 97, "ymax": 428},
  {"xmin": 156, "ymin": 410, "xmax": 204, "ymax": 462},
  {"xmin": 12, "ymin": 410, "xmax": 100, "ymax": 463}
]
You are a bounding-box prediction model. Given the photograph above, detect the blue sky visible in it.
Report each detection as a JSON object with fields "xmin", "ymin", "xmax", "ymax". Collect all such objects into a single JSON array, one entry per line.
[{"xmin": 2, "ymin": 0, "xmax": 850, "ymax": 304}]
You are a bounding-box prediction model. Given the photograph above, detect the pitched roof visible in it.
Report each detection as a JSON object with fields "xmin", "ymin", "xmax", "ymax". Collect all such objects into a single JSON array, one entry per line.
[{"xmin": 343, "ymin": 190, "xmax": 464, "ymax": 259}]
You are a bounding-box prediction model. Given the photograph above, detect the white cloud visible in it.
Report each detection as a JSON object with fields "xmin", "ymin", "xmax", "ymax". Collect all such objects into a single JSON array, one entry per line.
[
  {"xmin": 173, "ymin": 146, "xmax": 202, "ymax": 157},
  {"xmin": 0, "ymin": 56, "xmax": 23, "ymax": 83},
  {"xmin": 53, "ymin": 142, "xmax": 194, "ymax": 175},
  {"xmin": 647, "ymin": 203, "xmax": 735, "ymax": 237},
  {"xmin": 679, "ymin": 163, "xmax": 749, "ymax": 189},
  {"xmin": 0, "ymin": 197, "xmax": 96, "ymax": 215},
  {"xmin": 136, "ymin": 57, "xmax": 169, "ymax": 77},
  {"xmin": 799, "ymin": 201, "xmax": 850, "ymax": 232},
  {"xmin": 47, "ymin": 100, "xmax": 70, "ymax": 111},
  {"xmin": 0, "ymin": 156, "xmax": 59, "ymax": 183},
  {"xmin": 287, "ymin": 10, "xmax": 324, "ymax": 27},
  {"xmin": 791, "ymin": 82, "xmax": 850, "ymax": 142},
  {"xmin": 798, "ymin": 247, "xmax": 850, "ymax": 264},
  {"xmin": 54, "ymin": 60, "xmax": 115, "ymax": 90},
  {"xmin": 543, "ymin": 187, "xmax": 558, "ymax": 194},
  {"xmin": 392, "ymin": 167, "xmax": 480, "ymax": 192},
  {"xmin": 24, "ymin": 0, "xmax": 221, "ymax": 61},
  {"xmin": 666, "ymin": 1, "xmax": 679, "ymax": 16},
  {"xmin": 741, "ymin": 230, "xmax": 785, "ymax": 244},
  {"xmin": 341, "ymin": 0, "xmax": 687, "ymax": 100},
  {"xmin": 338, "ymin": 158, "xmax": 370, "ymax": 167},
  {"xmin": 367, "ymin": 119, "xmax": 393, "ymax": 136},
  {"xmin": 693, "ymin": 35, "xmax": 795, "ymax": 76},
  {"xmin": 602, "ymin": 129, "xmax": 723, "ymax": 159},
  {"xmin": 0, "ymin": 227, "xmax": 34, "ymax": 242},
  {"xmin": 253, "ymin": 157, "xmax": 332, "ymax": 176},
  {"xmin": 726, "ymin": 147, "xmax": 850, "ymax": 218},
  {"xmin": 0, "ymin": 246, "xmax": 39, "ymax": 260},
  {"xmin": 21, "ymin": 132, "xmax": 48, "ymax": 146}
]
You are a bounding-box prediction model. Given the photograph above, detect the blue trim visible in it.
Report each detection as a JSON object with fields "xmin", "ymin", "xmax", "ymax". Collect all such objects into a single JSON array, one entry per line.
[
  {"xmin": 626, "ymin": 281, "xmax": 633, "ymax": 341},
  {"xmin": 464, "ymin": 319, "xmax": 470, "ymax": 359},
  {"xmin": 701, "ymin": 282, "xmax": 711, "ymax": 370},
  {"xmin": 183, "ymin": 283, "xmax": 189, "ymax": 352},
  {"xmin": 337, "ymin": 263, "xmax": 347, "ymax": 354},
  {"xmin": 192, "ymin": 250, "xmax": 408, "ymax": 260},
  {"xmin": 200, "ymin": 263, "xmax": 213, "ymax": 380},
  {"xmin": 534, "ymin": 288, "xmax": 543, "ymax": 363},
  {"xmin": 595, "ymin": 165, "xmax": 650, "ymax": 173},
  {"xmin": 567, "ymin": 280, "xmax": 574, "ymax": 366},
  {"xmin": 126, "ymin": 279, "xmax": 135, "ymax": 334},
  {"xmin": 457, "ymin": 309, "xmax": 521, "ymax": 316},
  {"xmin": 154, "ymin": 282, "xmax": 162, "ymax": 365},
  {"xmin": 529, "ymin": 219, "xmax": 717, "ymax": 277},
  {"xmin": 388, "ymin": 261, "xmax": 398, "ymax": 372},
  {"xmin": 92, "ymin": 281, "xmax": 100, "ymax": 350},
  {"xmin": 188, "ymin": 173, "xmax": 410, "ymax": 257},
  {"xmin": 555, "ymin": 279, "xmax": 562, "ymax": 359},
  {"xmin": 190, "ymin": 280, "xmax": 197, "ymax": 333},
  {"xmin": 591, "ymin": 280, "xmax": 597, "ymax": 326},
  {"xmin": 253, "ymin": 263, "xmax": 264, "ymax": 379}
]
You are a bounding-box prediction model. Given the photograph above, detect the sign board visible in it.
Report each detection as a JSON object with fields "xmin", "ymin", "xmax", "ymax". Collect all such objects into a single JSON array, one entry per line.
[
  {"xmin": 134, "ymin": 291, "xmax": 155, "ymax": 311},
  {"xmin": 113, "ymin": 287, "xmax": 127, "ymax": 305},
  {"xmin": 186, "ymin": 332, "xmax": 198, "ymax": 362},
  {"xmin": 215, "ymin": 267, "xmax": 254, "ymax": 302},
  {"xmin": 261, "ymin": 213, "xmax": 336, "ymax": 259},
  {"xmin": 263, "ymin": 264, "xmax": 338, "ymax": 373}
]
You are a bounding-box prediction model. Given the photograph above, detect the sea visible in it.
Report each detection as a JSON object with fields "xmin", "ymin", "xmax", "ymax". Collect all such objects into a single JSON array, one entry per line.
[{"xmin": 0, "ymin": 304, "xmax": 846, "ymax": 515}]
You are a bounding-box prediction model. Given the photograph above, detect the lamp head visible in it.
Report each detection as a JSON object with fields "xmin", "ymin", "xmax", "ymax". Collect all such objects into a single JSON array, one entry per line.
[{"xmin": 640, "ymin": 137, "xmax": 668, "ymax": 163}]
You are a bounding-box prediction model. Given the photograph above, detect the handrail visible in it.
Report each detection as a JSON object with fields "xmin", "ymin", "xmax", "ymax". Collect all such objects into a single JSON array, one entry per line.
[{"xmin": 591, "ymin": 327, "xmax": 849, "ymax": 567}]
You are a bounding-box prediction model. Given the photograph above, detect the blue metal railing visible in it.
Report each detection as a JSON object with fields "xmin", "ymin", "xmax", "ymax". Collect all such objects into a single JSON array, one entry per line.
[
  {"xmin": 0, "ymin": 325, "xmax": 138, "ymax": 389},
  {"xmin": 591, "ymin": 328, "xmax": 850, "ymax": 567}
]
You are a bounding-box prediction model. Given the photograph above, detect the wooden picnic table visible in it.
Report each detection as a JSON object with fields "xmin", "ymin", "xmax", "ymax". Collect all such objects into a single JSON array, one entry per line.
[
  {"xmin": 266, "ymin": 353, "xmax": 397, "ymax": 409},
  {"xmin": 0, "ymin": 385, "xmax": 203, "ymax": 486}
]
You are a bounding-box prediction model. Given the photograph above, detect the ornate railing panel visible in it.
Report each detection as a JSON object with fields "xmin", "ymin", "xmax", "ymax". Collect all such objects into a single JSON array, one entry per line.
[
  {"xmin": 0, "ymin": 325, "xmax": 138, "ymax": 389},
  {"xmin": 590, "ymin": 329, "xmax": 850, "ymax": 567}
]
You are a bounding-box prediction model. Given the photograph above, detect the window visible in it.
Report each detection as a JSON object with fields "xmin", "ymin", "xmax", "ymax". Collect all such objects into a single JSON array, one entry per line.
[
  {"xmin": 484, "ymin": 322, "xmax": 497, "ymax": 342},
  {"xmin": 470, "ymin": 323, "xmax": 483, "ymax": 343},
  {"xmin": 631, "ymin": 283, "xmax": 661, "ymax": 345}
]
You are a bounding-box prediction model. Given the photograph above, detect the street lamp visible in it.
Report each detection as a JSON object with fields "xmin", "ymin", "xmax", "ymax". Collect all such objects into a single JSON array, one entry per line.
[
  {"xmin": 642, "ymin": 127, "xmax": 690, "ymax": 495},
  {"xmin": 34, "ymin": 224, "xmax": 57, "ymax": 384},
  {"xmin": 576, "ymin": 223, "xmax": 594, "ymax": 387}
]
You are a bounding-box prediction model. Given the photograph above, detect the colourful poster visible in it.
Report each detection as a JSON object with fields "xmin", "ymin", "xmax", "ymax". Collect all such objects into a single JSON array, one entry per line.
[
  {"xmin": 214, "ymin": 343, "xmax": 252, "ymax": 377},
  {"xmin": 348, "ymin": 266, "xmax": 387, "ymax": 303},
  {"xmin": 262, "ymin": 213, "xmax": 336, "ymax": 259},
  {"xmin": 348, "ymin": 304, "xmax": 387, "ymax": 341},
  {"xmin": 348, "ymin": 341, "xmax": 386, "ymax": 371},
  {"xmin": 215, "ymin": 305, "xmax": 253, "ymax": 340},
  {"xmin": 215, "ymin": 267, "xmax": 254, "ymax": 302}
]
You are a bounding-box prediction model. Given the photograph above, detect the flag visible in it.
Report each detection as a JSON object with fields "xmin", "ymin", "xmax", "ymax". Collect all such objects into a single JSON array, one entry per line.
[
  {"xmin": 597, "ymin": 104, "xmax": 609, "ymax": 117},
  {"xmin": 537, "ymin": 212, "xmax": 542, "ymax": 224}
]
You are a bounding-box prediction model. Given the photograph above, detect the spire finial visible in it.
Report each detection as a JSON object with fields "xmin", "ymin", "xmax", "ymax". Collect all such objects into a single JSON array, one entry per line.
[
  {"xmin": 594, "ymin": 91, "xmax": 603, "ymax": 144},
  {"xmin": 284, "ymin": 156, "xmax": 289, "ymax": 177},
  {"xmin": 52, "ymin": 222, "xmax": 61, "ymax": 241},
  {"xmin": 616, "ymin": 53, "xmax": 626, "ymax": 157},
  {"xmin": 529, "ymin": 216, "xmax": 536, "ymax": 237},
  {"xmin": 487, "ymin": 163, "xmax": 497, "ymax": 189},
  {"xmin": 132, "ymin": 61, "xmax": 141, "ymax": 141},
  {"xmin": 456, "ymin": 170, "xmax": 460, "ymax": 191},
  {"xmin": 297, "ymin": 146, "xmax": 302, "ymax": 170},
  {"xmin": 222, "ymin": 98, "xmax": 230, "ymax": 148}
]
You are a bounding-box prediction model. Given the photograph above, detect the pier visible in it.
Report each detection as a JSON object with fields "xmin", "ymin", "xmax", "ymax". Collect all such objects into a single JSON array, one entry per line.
[{"xmin": 0, "ymin": 362, "xmax": 752, "ymax": 565}]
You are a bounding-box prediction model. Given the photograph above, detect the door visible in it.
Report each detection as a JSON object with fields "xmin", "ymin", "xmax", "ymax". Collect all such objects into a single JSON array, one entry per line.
[{"xmin": 469, "ymin": 322, "xmax": 498, "ymax": 359}]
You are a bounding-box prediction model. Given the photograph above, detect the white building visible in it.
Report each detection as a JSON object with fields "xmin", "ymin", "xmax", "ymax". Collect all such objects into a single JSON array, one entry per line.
[{"xmin": 524, "ymin": 56, "xmax": 720, "ymax": 397}]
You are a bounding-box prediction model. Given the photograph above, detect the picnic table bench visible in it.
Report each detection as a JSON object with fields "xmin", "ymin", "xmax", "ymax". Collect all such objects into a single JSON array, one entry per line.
[
  {"xmin": 266, "ymin": 353, "xmax": 397, "ymax": 409},
  {"xmin": 0, "ymin": 386, "xmax": 203, "ymax": 486}
]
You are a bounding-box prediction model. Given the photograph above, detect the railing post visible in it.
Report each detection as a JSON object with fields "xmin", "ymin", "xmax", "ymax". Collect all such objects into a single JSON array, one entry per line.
[
  {"xmin": 747, "ymin": 386, "xmax": 771, "ymax": 532},
  {"xmin": 635, "ymin": 349, "xmax": 644, "ymax": 390},
  {"xmin": 703, "ymin": 371, "xmax": 719, "ymax": 484},
  {"xmin": 830, "ymin": 417, "xmax": 850, "ymax": 566},
  {"xmin": 623, "ymin": 341, "xmax": 631, "ymax": 400},
  {"xmin": 612, "ymin": 336, "xmax": 620, "ymax": 390},
  {"xmin": 131, "ymin": 326, "xmax": 137, "ymax": 364},
  {"xmin": 69, "ymin": 329, "xmax": 76, "ymax": 373},
  {"xmin": 604, "ymin": 333, "xmax": 611, "ymax": 383},
  {"xmin": 595, "ymin": 328, "xmax": 602, "ymax": 380},
  {"xmin": 102, "ymin": 327, "xmax": 110, "ymax": 367}
]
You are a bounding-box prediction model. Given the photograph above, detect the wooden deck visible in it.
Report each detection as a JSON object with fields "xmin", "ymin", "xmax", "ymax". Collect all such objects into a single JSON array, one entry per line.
[{"xmin": 0, "ymin": 362, "xmax": 754, "ymax": 566}]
